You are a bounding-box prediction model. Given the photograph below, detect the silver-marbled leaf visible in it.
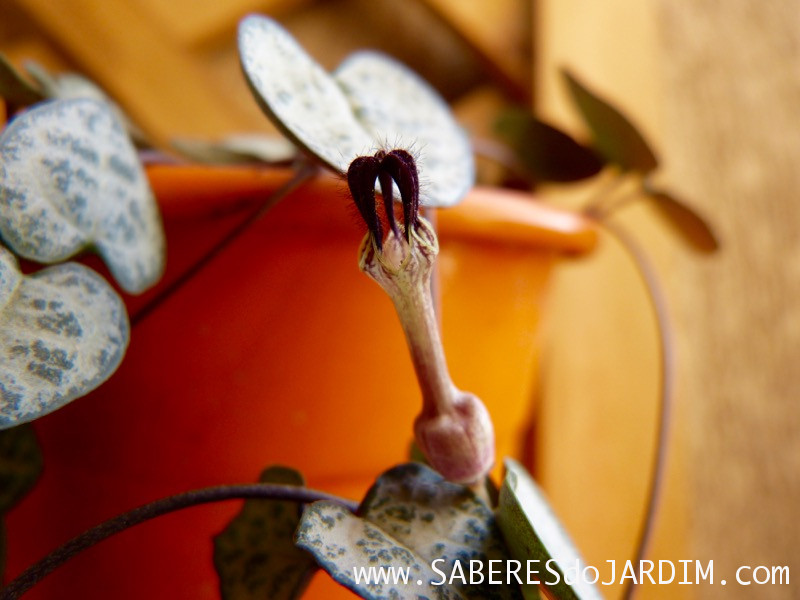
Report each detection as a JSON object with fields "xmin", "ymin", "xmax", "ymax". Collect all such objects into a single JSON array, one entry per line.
[
  {"xmin": 296, "ymin": 463, "xmax": 522, "ymax": 600},
  {"xmin": 238, "ymin": 15, "xmax": 375, "ymax": 174},
  {"xmin": 0, "ymin": 98, "xmax": 165, "ymax": 293},
  {"xmin": 334, "ymin": 52, "xmax": 474, "ymax": 207},
  {"xmin": 496, "ymin": 459, "xmax": 602, "ymax": 600},
  {"xmin": 0, "ymin": 246, "xmax": 129, "ymax": 428}
]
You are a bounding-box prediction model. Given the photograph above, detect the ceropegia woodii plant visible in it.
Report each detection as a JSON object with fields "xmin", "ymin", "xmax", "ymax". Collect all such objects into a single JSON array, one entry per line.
[{"xmin": 0, "ymin": 15, "xmax": 600, "ymax": 600}]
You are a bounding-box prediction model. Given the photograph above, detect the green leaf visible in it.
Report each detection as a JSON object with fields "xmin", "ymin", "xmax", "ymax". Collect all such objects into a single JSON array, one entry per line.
[
  {"xmin": 214, "ymin": 466, "xmax": 317, "ymax": 600},
  {"xmin": 496, "ymin": 459, "xmax": 601, "ymax": 600},
  {"xmin": 494, "ymin": 108, "xmax": 605, "ymax": 183},
  {"xmin": 0, "ymin": 424, "xmax": 43, "ymax": 513},
  {"xmin": 296, "ymin": 462, "xmax": 522, "ymax": 600},
  {"xmin": 172, "ymin": 134, "xmax": 297, "ymax": 165},
  {"xmin": 334, "ymin": 51, "xmax": 475, "ymax": 207},
  {"xmin": 562, "ymin": 69, "xmax": 658, "ymax": 173},
  {"xmin": 645, "ymin": 188, "xmax": 720, "ymax": 253},
  {"xmin": 0, "ymin": 54, "xmax": 45, "ymax": 109},
  {"xmin": 238, "ymin": 15, "xmax": 375, "ymax": 176},
  {"xmin": 0, "ymin": 98, "xmax": 165, "ymax": 294},
  {"xmin": 0, "ymin": 246, "xmax": 129, "ymax": 428}
]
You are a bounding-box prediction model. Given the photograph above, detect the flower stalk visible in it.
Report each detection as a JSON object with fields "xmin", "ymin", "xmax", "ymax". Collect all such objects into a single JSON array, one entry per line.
[{"xmin": 350, "ymin": 150, "xmax": 494, "ymax": 485}]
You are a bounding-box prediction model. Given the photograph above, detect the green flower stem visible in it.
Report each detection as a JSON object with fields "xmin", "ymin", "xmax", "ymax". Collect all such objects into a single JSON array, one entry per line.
[{"xmin": 0, "ymin": 484, "xmax": 356, "ymax": 599}]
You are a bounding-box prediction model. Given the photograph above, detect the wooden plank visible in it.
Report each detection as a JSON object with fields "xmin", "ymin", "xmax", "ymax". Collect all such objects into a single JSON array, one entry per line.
[
  {"xmin": 135, "ymin": 0, "xmax": 313, "ymax": 47},
  {"xmin": 417, "ymin": 0, "xmax": 531, "ymax": 100},
  {"xmin": 12, "ymin": 0, "xmax": 265, "ymax": 142}
]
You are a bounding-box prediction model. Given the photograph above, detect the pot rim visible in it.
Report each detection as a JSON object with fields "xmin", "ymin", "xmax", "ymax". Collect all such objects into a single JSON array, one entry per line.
[{"xmin": 146, "ymin": 163, "xmax": 597, "ymax": 255}]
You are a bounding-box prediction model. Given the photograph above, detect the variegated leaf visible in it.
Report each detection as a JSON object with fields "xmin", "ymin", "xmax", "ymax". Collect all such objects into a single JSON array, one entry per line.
[
  {"xmin": 496, "ymin": 459, "xmax": 602, "ymax": 600},
  {"xmin": 0, "ymin": 98, "xmax": 164, "ymax": 293},
  {"xmin": 296, "ymin": 463, "xmax": 522, "ymax": 600},
  {"xmin": 0, "ymin": 246, "xmax": 129, "ymax": 428},
  {"xmin": 334, "ymin": 52, "xmax": 474, "ymax": 207},
  {"xmin": 238, "ymin": 15, "xmax": 375, "ymax": 174},
  {"xmin": 214, "ymin": 466, "xmax": 317, "ymax": 600}
]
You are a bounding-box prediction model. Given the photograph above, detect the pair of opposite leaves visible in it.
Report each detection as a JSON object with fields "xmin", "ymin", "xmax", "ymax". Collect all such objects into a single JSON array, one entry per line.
[
  {"xmin": 0, "ymin": 99, "xmax": 164, "ymax": 428},
  {"xmin": 0, "ymin": 16, "xmax": 474, "ymax": 428}
]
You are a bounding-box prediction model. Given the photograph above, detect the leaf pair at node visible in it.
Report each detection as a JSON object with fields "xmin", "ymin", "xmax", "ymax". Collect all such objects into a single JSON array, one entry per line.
[
  {"xmin": 216, "ymin": 461, "xmax": 601, "ymax": 600},
  {"xmin": 237, "ymin": 14, "xmax": 474, "ymax": 208},
  {"xmin": 0, "ymin": 98, "xmax": 165, "ymax": 428}
]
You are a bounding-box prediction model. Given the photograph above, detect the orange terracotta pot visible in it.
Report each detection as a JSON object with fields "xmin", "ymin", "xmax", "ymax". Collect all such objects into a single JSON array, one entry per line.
[{"xmin": 5, "ymin": 165, "xmax": 596, "ymax": 599}]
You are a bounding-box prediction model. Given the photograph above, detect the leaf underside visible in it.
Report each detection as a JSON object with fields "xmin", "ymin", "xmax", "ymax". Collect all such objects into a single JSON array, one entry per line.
[
  {"xmin": 297, "ymin": 462, "xmax": 523, "ymax": 600},
  {"xmin": 496, "ymin": 459, "xmax": 602, "ymax": 600},
  {"xmin": 0, "ymin": 246, "xmax": 129, "ymax": 428},
  {"xmin": 562, "ymin": 69, "xmax": 658, "ymax": 174},
  {"xmin": 646, "ymin": 189, "xmax": 720, "ymax": 253},
  {"xmin": 494, "ymin": 108, "xmax": 605, "ymax": 183},
  {"xmin": 0, "ymin": 97, "xmax": 165, "ymax": 294},
  {"xmin": 214, "ymin": 466, "xmax": 317, "ymax": 600}
]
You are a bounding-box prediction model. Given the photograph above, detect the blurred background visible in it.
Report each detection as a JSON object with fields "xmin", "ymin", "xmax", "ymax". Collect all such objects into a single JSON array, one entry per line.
[{"xmin": 2, "ymin": 1, "xmax": 799, "ymax": 599}]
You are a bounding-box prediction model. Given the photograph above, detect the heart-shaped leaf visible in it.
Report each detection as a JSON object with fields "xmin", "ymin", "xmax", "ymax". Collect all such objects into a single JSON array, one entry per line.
[
  {"xmin": 214, "ymin": 466, "xmax": 317, "ymax": 600},
  {"xmin": 0, "ymin": 246, "xmax": 129, "ymax": 428},
  {"xmin": 296, "ymin": 462, "xmax": 522, "ymax": 600},
  {"xmin": 494, "ymin": 108, "xmax": 605, "ymax": 183},
  {"xmin": 496, "ymin": 459, "xmax": 601, "ymax": 600},
  {"xmin": 238, "ymin": 15, "xmax": 474, "ymax": 208},
  {"xmin": 334, "ymin": 52, "xmax": 475, "ymax": 207},
  {"xmin": 172, "ymin": 134, "xmax": 297, "ymax": 165},
  {"xmin": 0, "ymin": 98, "xmax": 165, "ymax": 294},
  {"xmin": 645, "ymin": 188, "xmax": 719, "ymax": 253},
  {"xmin": 562, "ymin": 69, "xmax": 658, "ymax": 174},
  {"xmin": 0, "ymin": 54, "xmax": 46, "ymax": 110},
  {"xmin": 238, "ymin": 15, "xmax": 375, "ymax": 175}
]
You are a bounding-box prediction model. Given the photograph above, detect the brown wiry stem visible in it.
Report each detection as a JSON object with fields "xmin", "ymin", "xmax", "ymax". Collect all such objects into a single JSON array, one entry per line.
[{"xmin": 0, "ymin": 484, "xmax": 356, "ymax": 599}]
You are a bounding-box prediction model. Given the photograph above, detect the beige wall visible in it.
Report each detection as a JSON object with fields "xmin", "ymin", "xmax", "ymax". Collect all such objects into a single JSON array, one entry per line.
[{"xmin": 535, "ymin": 1, "xmax": 800, "ymax": 598}]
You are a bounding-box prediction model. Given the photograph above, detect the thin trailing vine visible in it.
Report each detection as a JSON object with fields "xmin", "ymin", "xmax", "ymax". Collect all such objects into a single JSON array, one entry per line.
[
  {"xmin": 0, "ymin": 484, "xmax": 357, "ymax": 600},
  {"xmin": 131, "ymin": 160, "xmax": 319, "ymax": 327},
  {"xmin": 588, "ymin": 212, "xmax": 675, "ymax": 600}
]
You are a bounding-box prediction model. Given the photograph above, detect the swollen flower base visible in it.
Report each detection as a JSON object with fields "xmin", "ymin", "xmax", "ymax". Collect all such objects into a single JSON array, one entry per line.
[{"xmin": 348, "ymin": 150, "xmax": 494, "ymax": 485}]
